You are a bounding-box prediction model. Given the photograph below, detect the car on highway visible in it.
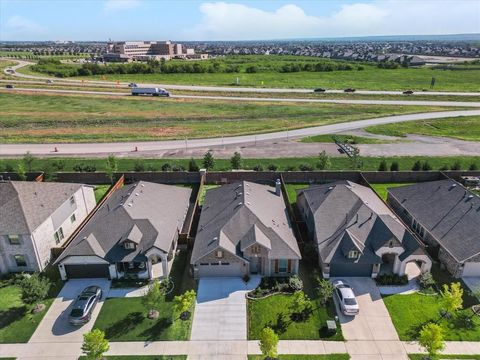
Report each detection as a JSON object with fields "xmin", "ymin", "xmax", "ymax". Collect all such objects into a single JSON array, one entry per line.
[
  {"xmin": 314, "ymin": 88, "xmax": 326, "ymax": 93},
  {"xmin": 403, "ymin": 90, "xmax": 414, "ymax": 95},
  {"xmin": 344, "ymin": 88, "xmax": 356, "ymax": 93},
  {"xmin": 46, "ymin": 80, "xmax": 54, "ymax": 84},
  {"xmin": 5, "ymin": 84, "xmax": 14, "ymax": 89},
  {"xmin": 131, "ymin": 87, "xmax": 170, "ymax": 97},
  {"xmin": 128, "ymin": 83, "xmax": 138, "ymax": 87},
  {"xmin": 333, "ymin": 280, "xmax": 359, "ymax": 316},
  {"xmin": 68, "ymin": 286, "xmax": 102, "ymax": 325},
  {"xmin": 6, "ymin": 68, "xmax": 14, "ymax": 73}
]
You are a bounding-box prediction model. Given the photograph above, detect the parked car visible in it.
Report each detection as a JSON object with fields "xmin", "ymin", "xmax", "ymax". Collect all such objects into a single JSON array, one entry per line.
[
  {"xmin": 344, "ymin": 88, "xmax": 356, "ymax": 93},
  {"xmin": 403, "ymin": 90, "xmax": 414, "ymax": 95},
  {"xmin": 333, "ymin": 280, "xmax": 359, "ymax": 316},
  {"xmin": 314, "ymin": 88, "xmax": 326, "ymax": 93},
  {"xmin": 128, "ymin": 83, "xmax": 138, "ymax": 87},
  {"xmin": 68, "ymin": 286, "xmax": 102, "ymax": 325},
  {"xmin": 5, "ymin": 84, "xmax": 14, "ymax": 89}
]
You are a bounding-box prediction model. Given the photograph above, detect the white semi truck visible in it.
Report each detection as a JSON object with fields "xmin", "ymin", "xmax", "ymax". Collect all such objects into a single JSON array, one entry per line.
[{"xmin": 131, "ymin": 87, "xmax": 170, "ymax": 97}]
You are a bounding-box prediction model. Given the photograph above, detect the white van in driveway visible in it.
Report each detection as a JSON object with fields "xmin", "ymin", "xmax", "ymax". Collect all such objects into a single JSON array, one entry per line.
[{"xmin": 131, "ymin": 87, "xmax": 170, "ymax": 97}]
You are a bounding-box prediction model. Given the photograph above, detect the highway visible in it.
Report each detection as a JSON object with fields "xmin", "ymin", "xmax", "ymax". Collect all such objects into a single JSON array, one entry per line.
[
  {"xmin": 3, "ymin": 87, "xmax": 480, "ymax": 107},
  {"xmin": 1, "ymin": 109, "xmax": 479, "ymax": 157},
  {"xmin": 4, "ymin": 59, "xmax": 480, "ymax": 97}
]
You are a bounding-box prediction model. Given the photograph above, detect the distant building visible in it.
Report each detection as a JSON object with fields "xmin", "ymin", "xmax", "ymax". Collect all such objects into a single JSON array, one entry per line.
[{"xmin": 105, "ymin": 40, "xmax": 204, "ymax": 61}]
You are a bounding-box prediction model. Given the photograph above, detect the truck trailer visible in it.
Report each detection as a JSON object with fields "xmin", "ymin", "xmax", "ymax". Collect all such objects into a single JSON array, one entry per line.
[{"xmin": 131, "ymin": 87, "xmax": 170, "ymax": 97}]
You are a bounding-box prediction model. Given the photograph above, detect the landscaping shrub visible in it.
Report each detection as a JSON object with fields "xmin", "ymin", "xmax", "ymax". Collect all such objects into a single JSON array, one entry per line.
[
  {"xmin": 73, "ymin": 163, "xmax": 96, "ymax": 172},
  {"xmin": 422, "ymin": 161, "xmax": 433, "ymax": 171},
  {"xmin": 285, "ymin": 165, "xmax": 297, "ymax": 171},
  {"xmin": 133, "ymin": 160, "xmax": 145, "ymax": 172},
  {"xmin": 376, "ymin": 273, "xmax": 408, "ymax": 286},
  {"xmin": 390, "ymin": 161, "xmax": 399, "ymax": 171},
  {"xmin": 418, "ymin": 272, "xmax": 436, "ymax": 290},
  {"xmin": 188, "ymin": 158, "xmax": 199, "ymax": 172},
  {"xmin": 288, "ymin": 275, "xmax": 303, "ymax": 291},
  {"xmin": 412, "ymin": 160, "xmax": 422, "ymax": 171},
  {"xmin": 253, "ymin": 164, "xmax": 264, "ymax": 171},
  {"xmin": 267, "ymin": 164, "xmax": 278, "ymax": 171},
  {"xmin": 299, "ymin": 163, "xmax": 314, "ymax": 171},
  {"xmin": 378, "ymin": 159, "xmax": 388, "ymax": 171},
  {"xmin": 450, "ymin": 161, "xmax": 462, "ymax": 170},
  {"xmin": 161, "ymin": 163, "xmax": 172, "ymax": 172},
  {"xmin": 172, "ymin": 164, "xmax": 186, "ymax": 171}
]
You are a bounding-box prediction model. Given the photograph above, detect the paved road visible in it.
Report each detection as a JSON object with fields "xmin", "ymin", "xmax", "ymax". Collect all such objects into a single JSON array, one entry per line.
[
  {"xmin": 4, "ymin": 59, "xmax": 480, "ymax": 96},
  {"xmin": 4, "ymin": 86, "xmax": 480, "ymax": 107},
  {"xmin": 1, "ymin": 109, "xmax": 479, "ymax": 157}
]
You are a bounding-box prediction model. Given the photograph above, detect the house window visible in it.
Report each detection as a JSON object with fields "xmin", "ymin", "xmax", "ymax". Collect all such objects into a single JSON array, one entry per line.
[
  {"xmin": 14, "ymin": 254, "xmax": 27, "ymax": 267},
  {"xmin": 54, "ymin": 227, "xmax": 64, "ymax": 245},
  {"xmin": 70, "ymin": 196, "xmax": 75, "ymax": 205},
  {"xmin": 215, "ymin": 250, "xmax": 223, "ymax": 259},
  {"xmin": 70, "ymin": 214, "xmax": 76, "ymax": 223},
  {"xmin": 124, "ymin": 241, "xmax": 135, "ymax": 250},
  {"xmin": 348, "ymin": 250, "xmax": 359, "ymax": 259},
  {"xmin": 251, "ymin": 245, "xmax": 261, "ymax": 254},
  {"xmin": 8, "ymin": 235, "xmax": 20, "ymax": 245},
  {"xmin": 278, "ymin": 259, "xmax": 288, "ymax": 273}
]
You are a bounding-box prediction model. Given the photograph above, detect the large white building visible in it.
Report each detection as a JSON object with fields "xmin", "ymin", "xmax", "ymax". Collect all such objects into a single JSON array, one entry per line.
[
  {"xmin": 105, "ymin": 40, "xmax": 200, "ymax": 61},
  {"xmin": 0, "ymin": 181, "xmax": 96, "ymax": 273}
]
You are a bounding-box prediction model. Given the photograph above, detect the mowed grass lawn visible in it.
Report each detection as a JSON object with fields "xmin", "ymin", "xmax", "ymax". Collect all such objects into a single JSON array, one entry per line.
[
  {"xmin": 93, "ymin": 184, "xmax": 111, "ymax": 203},
  {"xmin": 0, "ymin": 279, "xmax": 57, "ymax": 343},
  {"xmin": 248, "ymin": 356, "xmax": 350, "ymax": 360},
  {"xmin": 93, "ymin": 251, "xmax": 196, "ymax": 341},
  {"xmin": 370, "ymin": 183, "xmax": 414, "ymax": 201},
  {"xmin": 365, "ymin": 115, "xmax": 480, "ymax": 142},
  {"xmin": 0, "ymin": 91, "xmax": 455, "ymax": 143}
]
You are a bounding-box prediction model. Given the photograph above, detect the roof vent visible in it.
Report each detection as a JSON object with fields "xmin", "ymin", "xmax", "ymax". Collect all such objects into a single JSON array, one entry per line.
[
  {"xmin": 135, "ymin": 193, "xmax": 139, "ymax": 196},
  {"xmin": 452, "ymin": 184, "xmax": 457, "ymax": 187},
  {"xmin": 247, "ymin": 202, "xmax": 251, "ymax": 205},
  {"xmin": 141, "ymin": 184, "xmax": 145, "ymax": 187},
  {"xmin": 468, "ymin": 195, "xmax": 474, "ymax": 199},
  {"xmin": 127, "ymin": 203, "xmax": 133, "ymax": 207},
  {"xmin": 328, "ymin": 186, "xmax": 334, "ymax": 191},
  {"xmin": 236, "ymin": 202, "xmax": 243, "ymax": 207}
]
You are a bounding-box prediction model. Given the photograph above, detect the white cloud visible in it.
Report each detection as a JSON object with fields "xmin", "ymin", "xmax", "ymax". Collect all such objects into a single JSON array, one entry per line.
[
  {"xmin": 1, "ymin": 15, "xmax": 47, "ymax": 40},
  {"xmin": 103, "ymin": 0, "xmax": 140, "ymax": 12},
  {"xmin": 182, "ymin": 1, "xmax": 480, "ymax": 40}
]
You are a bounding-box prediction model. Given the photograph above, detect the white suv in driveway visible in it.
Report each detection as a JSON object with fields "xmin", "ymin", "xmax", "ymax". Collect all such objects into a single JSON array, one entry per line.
[{"xmin": 334, "ymin": 280, "xmax": 359, "ymax": 316}]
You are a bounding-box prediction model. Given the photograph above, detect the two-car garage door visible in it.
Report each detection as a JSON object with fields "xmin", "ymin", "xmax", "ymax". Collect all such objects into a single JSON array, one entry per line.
[
  {"xmin": 64, "ymin": 264, "xmax": 110, "ymax": 279},
  {"xmin": 198, "ymin": 262, "xmax": 243, "ymax": 277},
  {"xmin": 462, "ymin": 262, "xmax": 480, "ymax": 277}
]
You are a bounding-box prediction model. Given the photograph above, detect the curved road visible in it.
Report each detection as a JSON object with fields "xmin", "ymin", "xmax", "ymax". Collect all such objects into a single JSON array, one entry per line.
[
  {"xmin": 3, "ymin": 87, "xmax": 480, "ymax": 107},
  {"xmin": 4, "ymin": 59, "xmax": 480, "ymax": 97},
  {"xmin": 1, "ymin": 109, "xmax": 479, "ymax": 156}
]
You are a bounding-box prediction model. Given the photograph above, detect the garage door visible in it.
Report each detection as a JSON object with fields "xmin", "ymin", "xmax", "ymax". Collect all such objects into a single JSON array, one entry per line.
[
  {"xmin": 198, "ymin": 262, "xmax": 242, "ymax": 277},
  {"xmin": 330, "ymin": 263, "xmax": 372, "ymax": 277},
  {"xmin": 65, "ymin": 264, "xmax": 110, "ymax": 279},
  {"xmin": 463, "ymin": 262, "xmax": 480, "ymax": 277}
]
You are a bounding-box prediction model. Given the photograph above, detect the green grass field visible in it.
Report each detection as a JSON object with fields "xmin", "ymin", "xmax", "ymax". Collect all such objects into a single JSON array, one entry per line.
[
  {"xmin": 1, "ymin": 156, "xmax": 479, "ymax": 173},
  {"xmin": 370, "ymin": 183, "xmax": 415, "ymax": 201},
  {"xmin": 93, "ymin": 184, "xmax": 111, "ymax": 203},
  {"xmin": 365, "ymin": 115, "xmax": 480, "ymax": 141},
  {"xmin": 0, "ymin": 91, "xmax": 454, "ymax": 143}
]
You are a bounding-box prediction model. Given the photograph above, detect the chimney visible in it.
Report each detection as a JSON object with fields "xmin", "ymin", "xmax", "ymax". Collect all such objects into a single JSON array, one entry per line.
[{"xmin": 275, "ymin": 179, "xmax": 281, "ymax": 196}]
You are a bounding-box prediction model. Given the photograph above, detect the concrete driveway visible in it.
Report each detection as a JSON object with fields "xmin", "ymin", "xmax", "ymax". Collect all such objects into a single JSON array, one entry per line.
[
  {"xmin": 28, "ymin": 279, "xmax": 111, "ymax": 343},
  {"xmin": 190, "ymin": 277, "xmax": 260, "ymax": 341},
  {"xmin": 332, "ymin": 277, "xmax": 399, "ymax": 341}
]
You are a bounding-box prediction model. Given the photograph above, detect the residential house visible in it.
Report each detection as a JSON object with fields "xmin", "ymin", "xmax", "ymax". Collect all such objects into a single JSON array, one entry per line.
[
  {"xmin": 297, "ymin": 181, "xmax": 431, "ymax": 278},
  {"xmin": 388, "ymin": 179, "xmax": 480, "ymax": 277},
  {"xmin": 0, "ymin": 181, "xmax": 96, "ymax": 273},
  {"xmin": 56, "ymin": 181, "xmax": 191, "ymax": 280},
  {"xmin": 191, "ymin": 181, "xmax": 301, "ymax": 279}
]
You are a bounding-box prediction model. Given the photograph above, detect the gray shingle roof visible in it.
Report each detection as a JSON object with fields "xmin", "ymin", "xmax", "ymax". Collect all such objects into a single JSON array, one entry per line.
[
  {"xmin": 388, "ymin": 179, "xmax": 480, "ymax": 262},
  {"xmin": 0, "ymin": 181, "xmax": 84, "ymax": 234},
  {"xmin": 298, "ymin": 181, "xmax": 421, "ymax": 265},
  {"xmin": 191, "ymin": 181, "xmax": 301, "ymax": 264},
  {"xmin": 57, "ymin": 181, "xmax": 191, "ymax": 263}
]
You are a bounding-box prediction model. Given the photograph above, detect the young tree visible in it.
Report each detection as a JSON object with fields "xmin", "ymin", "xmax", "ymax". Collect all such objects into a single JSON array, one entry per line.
[
  {"xmin": 422, "ymin": 161, "xmax": 433, "ymax": 171},
  {"xmin": 316, "ymin": 278, "xmax": 334, "ymax": 305},
  {"xmin": 133, "ymin": 160, "xmax": 145, "ymax": 172},
  {"xmin": 442, "ymin": 282, "xmax": 463, "ymax": 315},
  {"xmin": 289, "ymin": 290, "xmax": 311, "ymax": 321},
  {"xmin": 350, "ymin": 146, "xmax": 363, "ymax": 170},
  {"xmin": 450, "ymin": 161, "xmax": 462, "ymax": 171},
  {"xmin": 203, "ymin": 151, "xmax": 215, "ymax": 170},
  {"xmin": 259, "ymin": 327, "xmax": 279, "ymax": 359},
  {"xmin": 230, "ymin": 152, "xmax": 242, "ymax": 170},
  {"xmin": 390, "ymin": 161, "xmax": 400, "ymax": 171},
  {"xmin": 469, "ymin": 163, "xmax": 478, "ymax": 171},
  {"xmin": 188, "ymin": 158, "xmax": 199, "ymax": 172},
  {"xmin": 142, "ymin": 280, "xmax": 164, "ymax": 319},
  {"xmin": 105, "ymin": 154, "xmax": 118, "ymax": 184},
  {"xmin": 378, "ymin": 159, "xmax": 388, "ymax": 171},
  {"xmin": 419, "ymin": 323, "xmax": 444, "ymax": 359},
  {"xmin": 317, "ymin": 150, "xmax": 331, "ymax": 170},
  {"xmin": 82, "ymin": 329, "xmax": 110, "ymax": 360},
  {"xmin": 412, "ymin": 160, "xmax": 422, "ymax": 171},
  {"xmin": 22, "ymin": 151, "xmax": 35, "ymax": 172},
  {"xmin": 173, "ymin": 289, "xmax": 196, "ymax": 320},
  {"xmin": 16, "ymin": 162, "xmax": 27, "ymax": 181},
  {"xmin": 20, "ymin": 273, "xmax": 51, "ymax": 310}
]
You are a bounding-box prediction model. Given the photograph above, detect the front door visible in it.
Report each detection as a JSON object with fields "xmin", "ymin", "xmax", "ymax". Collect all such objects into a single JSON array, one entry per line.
[{"xmin": 250, "ymin": 257, "xmax": 261, "ymax": 274}]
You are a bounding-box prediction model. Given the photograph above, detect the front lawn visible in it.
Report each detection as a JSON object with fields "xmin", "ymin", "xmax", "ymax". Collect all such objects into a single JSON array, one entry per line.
[
  {"xmin": 93, "ymin": 251, "xmax": 196, "ymax": 341},
  {"xmin": 409, "ymin": 355, "xmax": 480, "ymax": 360},
  {"xmin": 248, "ymin": 356, "xmax": 349, "ymax": 360},
  {"xmin": 383, "ymin": 264, "xmax": 480, "ymax": 341}
]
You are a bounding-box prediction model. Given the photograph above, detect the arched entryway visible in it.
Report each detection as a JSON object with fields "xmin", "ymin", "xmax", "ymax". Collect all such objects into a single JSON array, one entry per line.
[{"xmin": 380, "ymin": 253, "xmax": 398, "ymax": 275}]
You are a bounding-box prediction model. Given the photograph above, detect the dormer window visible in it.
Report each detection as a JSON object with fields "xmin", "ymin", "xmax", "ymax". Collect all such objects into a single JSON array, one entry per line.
[
  {"xmin": 124, "ymin": 241, "xmax": 136, "ymax": 250},
  {"xmin": 348, "ymin": 250, "xmax": 359, "ymax": 259}
]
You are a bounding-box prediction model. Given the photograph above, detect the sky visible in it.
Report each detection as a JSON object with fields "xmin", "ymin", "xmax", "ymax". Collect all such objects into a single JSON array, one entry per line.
[{"xmin": 0, "ymin": 0, "xmax": 479, "ymax": 41}]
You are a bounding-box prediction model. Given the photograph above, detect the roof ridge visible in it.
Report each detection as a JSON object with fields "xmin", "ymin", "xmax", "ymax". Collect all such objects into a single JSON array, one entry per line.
[{"xmin": 11, "ymin": 182, "xmax": 34, "ymax": 233}]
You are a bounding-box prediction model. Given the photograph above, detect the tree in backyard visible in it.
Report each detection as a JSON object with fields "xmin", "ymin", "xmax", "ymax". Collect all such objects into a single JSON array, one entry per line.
[
  {"xmin": 105, "ymin": 154, "xmax": 118, "ymax": 184},
  {"xmin": 81, "ymin": 329, "xmax": 110, "ymax": 360},
  {"xmin": 22, "ymin": 151, "xmax": 35, "ymax": 172},
  {"xmin": 230, "ymin": 152, "xmax": 242, "ymax": 170},
  {"xmin": 469, "ymin": 163, "xmax": 478, "ymax": 171},
  {"xmin": 142, "ymin": 280, "xmax": 164, "ymax": 319},
  {"xmin": 173, "ymin": 289, "xmax": 196, "ymax": 320},
  {"xmin": 203, "ymin": 151, "xmax": 215, "ymax": 170},
  {"xmin": 19, "ymin": 273, "xmax": 51, "ymax": 312},
  {"xmin": 442, "ymin": 282, "xmax": 463, "ymax": 316},
  {"xmin": 316, "ymin": 150, "xmax": 331, "ymax": 170},
  {"xmin": 188, "ymin": 158, "xmax": 200, "ymax": 172},
  {"xmin": 390, "ymin": 161, "xmax": 400, "ymax": 171},
  {"xmin": 422, "ymin": 161, "xmax": 433, "ymax": 171},
  {"xmin": 16, "ymin": 162, "xmax": 27, "ymax": 181},
  {"xmin": 418, "ymin": 323, "xmax": 444, "ymax": 359},
  {"xmin": 412, "ymin": 160, "xmax": 422, "ymax": 171},
  {"xmin": 259, "ymin": 327, "xmax": 279, "ymax": 360},
  {"xmin": 349, "ymin": 146, "xmax": 363, "ymax": 170},
  {"xmin": 316, "ymin": 277, "xmax": 334, "ymax": 305},
  {"xmin": 378, "ymin": 159, "xmax": 388, "ymax": 171}
]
